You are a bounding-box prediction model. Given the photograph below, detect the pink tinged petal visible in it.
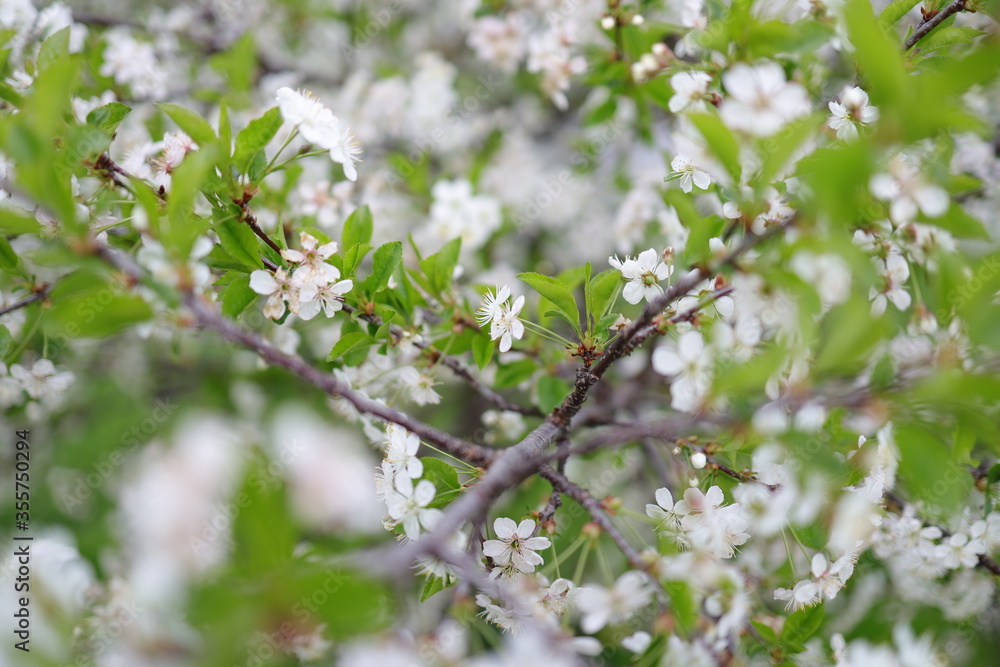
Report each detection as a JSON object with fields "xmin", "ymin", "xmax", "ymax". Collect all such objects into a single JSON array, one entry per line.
[
  {"xmin": 655, "ymin": 487, "xmax": 674, "ymax": 510},
  {"xmin": 249, "ymin": 270, "xmax": 279, "ymax": 295},
  {"xmin": 622, "ymin": 281, "xmax": 644, "ymax": 305},
  {"xmin": 516, "ymin": 519, "xmax": 536, "ymax": 538},
  {"xmin": 494, "ymin": 517, "xmax": 517, "ymax": 540}
]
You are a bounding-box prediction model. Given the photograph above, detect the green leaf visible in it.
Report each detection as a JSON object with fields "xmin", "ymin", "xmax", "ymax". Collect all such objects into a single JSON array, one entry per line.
[
  {"xmin": 815, "ymin": 295, "xmax": 891, "ymax": 374},
  {"xmin": 231, "ymin": 454, "xmax": 297, "ymax": 573},
  {"xmin": 932, "ymin": 203, "xmax": 989, "ymax": 239},
  {"xmin": 362, "ymin": 241, "xmax": 402, "ymax": 294},
  {"xmin": 421, "ymin": 457, "xmax": 461, "ymax": 509},
  {"xmin": 155, "ymin": 102, "xmax": 217, "ymax": 147},
  {"xmin": 42, "ymin": 270, "xmax": 153, "ymax": 338},
  {"xmin": 221, "ymin": 274, "xmax": 257, "ymax": 319},
  {"xmin": 895, "ymin": 422, "xmax": 971, "ymax": 511},
  {"xmin": 989, "ymin": 463, "xmax": 1000, "ymax": 485},
  {"xmin": 589, "ymin": 268, "xmax": 621, "ymax": 325},
  {"xmin": 326, "ymin": 332, "xmax": 376, "ymax": 362},
  {"xmin": 215, "ymin": 219, "xmax": 263, "ymax": 268},
  {"xmin": 342, "ymin": 243, "xmax": 372, "ymax": 279},
  {"xmin": 233, "ymin": 107, "xmax": 282, "ymax": 172},
  {"xmin": 0, "ymin": 236, "xmax": 28, "ymax": 278},
  {"xmin": 36, "ymin": 26, "xmax": 70, "ymax": 72},
  {"xmin": 86, "ymin": 102, "xmax": 131, "ymax": 136},
  {"xmin": 494, "ymin": 359, "xmax": 537, "ymax": 389},
  {"xmin": 343, "ymin": 205, "xmax": 374, "ymax": 249},
  {"xmin": 757, "ymin": 113, "xmax": 824, "ymax": 185},
  {"xmin": 0, "ymin": 325, "xmax": 11, "ymax": 358},
  {"xmin": 420, "ymin": 575, "xmax": 455, "ymax": 602},
  {"xmin": 782, "ymin": 603, "xmax": 825, "ymax": 646},
  {"xmin": 517, "ymin": 272, "xmax": 581, "ymax": 336},
  {"xmin": 845, "ymin": 0, "xmax": 907, "ymax": 106},
  {"xmin": 664, "ymin": 580, "xmax": 697, "ymax": 631},
  {"xmin": 421, "ymin": 238, "xmax": 462, "ymax": 296},
  {"xmin": 165, "ymin": 147, "xmax": 216, "ymax": 256},
  {"xmin": 472, "ymin": 332, "xmax": 495, "ymax": 370},
  {"xmin": 537, "ymin": 375, "xmax": 571, "ymax": 414},
  {"xmin": 917, "ymin": 26, "xmax": 984, "ymax": 54},
  {"xmin": 0, "ymin": 209, "xmax": 40, "ymax": 234},
  {"xmin": 688, "ymin": 113, "xmax": 741, "ymax": 182},
  {"xmin": 877, "ymin": 0, "xmax": 922, "ymax": 29}
]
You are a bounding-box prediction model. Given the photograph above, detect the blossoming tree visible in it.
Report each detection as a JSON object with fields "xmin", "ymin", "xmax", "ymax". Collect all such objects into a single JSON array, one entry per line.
[{"xmin": 1, "ymin": 0, "xmax": 999, "ymax": 665}]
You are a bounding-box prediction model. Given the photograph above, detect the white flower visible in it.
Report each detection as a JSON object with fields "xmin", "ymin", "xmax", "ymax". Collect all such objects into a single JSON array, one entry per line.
[
  {"xmin": 774, "ymin": 579, "xmax": 820, "ymax": 611},
  {"xmin": 384, "ymin": 425, "xmax": 423, "ymax": 480},
  {"xmin": 576, "ymin": 571, "xmax": 653, "ymax": 633},
  {"xmin": 477, "ymin": 285, "xmax": 511, "ymax": 327},
  {"xmin": 328, "ymin": 124, "xmax": 363, "ymax": 182},
  {"xmin": 811, "ymin": 552, "xmax": 855, "ymax": 600},
  {"xmin": 828, "ymin": 86, "xmax": 879, "ymax": 140},
  {"xmin": 490, "ymin": 295, "xmax": 526, "ymax": 353},
  {"xmin": 720, "ymin": 62, "xmax": 810, "ymax": 137},
  {"xmin": 610, "ymin": 248, "xmax": 672, "ymax": 305},
  {"xmin": 297, "ymin": 278, "xmax": 353, "ymax": 320},
  {"xmin": 398, "ymin": 367, "xmax": 441, "ymax": 406},
  {"xmin": 276, "ymin": 87, "xmax": 340, "ymax": 148},
  {"xmin": 869, "ymin": 253, "xmax": 910, "ymax": 316},
  {"xmin": 870, "ymin": 156, "xmax": 949, "ymax": 224},
  {"xmin": 669, "ymin": 71, "xmax": 712, "ymax": 113},
  {"xmin": 790, "ymin": 251, "xmax": 852, "ymax": 308},
  {"xmin": 154, "ymin": 131, "xmax": 197, "ymax": 173},
  {"xmin": 652, "ymin": 330, "xmax": 712, "ymax": 412},
  {"xmin": 281, "ymin": 232, "xmax": 341, "ymax": 285},
  {"xmin": 935, "ymin": 533, "xmax": 984, "ymax": 569},
  {"xmin": 483, "ymin": 518, "xmax": 550, "ymax": 577},
  {"xmin": 622, "ymin": 631, "xmax": 651, "ymax": 654},
  {"xmin": 385, "ymin": 476, "xmax": 440, "ymax": 540},
  {"xmin": 671, "ymin": 155, "xmax": 712, "ymax": 193},
  {"xmin": 646, "ymin": 487, "xmax": 683, "ymax": 535},
  {"xmin": 10, "ymin": 359, "xmax": 74, "ymax": 400},
  {"xmin": 249, "ymin": 268, "xmax": 298, "ymax": 320}
]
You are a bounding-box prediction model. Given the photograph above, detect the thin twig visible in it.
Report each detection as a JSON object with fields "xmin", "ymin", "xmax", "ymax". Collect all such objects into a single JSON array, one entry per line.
[
  {"xmin": 0, "ymin": 285, "xmax": 51, "ymax": 317},
  {"xmin": 538, "ymin": 464, "xmax": 649, "ymax": 572},
  {"xmin": 905, "ymin": 0, "xmax": 968, "ymax": 50}
]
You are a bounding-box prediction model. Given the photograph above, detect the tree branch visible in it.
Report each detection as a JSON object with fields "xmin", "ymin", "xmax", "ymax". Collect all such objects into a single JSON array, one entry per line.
[
  {"xmin": 538, "ymin": 464, "xmax": 649, "ymax": 572},
  {"xmin": 905, "ymin": 0, "xmax": 968, "ymax": 50},
  {"xmin": 0, "ymin": 285, "xmax": 51, "ymax": 317}
]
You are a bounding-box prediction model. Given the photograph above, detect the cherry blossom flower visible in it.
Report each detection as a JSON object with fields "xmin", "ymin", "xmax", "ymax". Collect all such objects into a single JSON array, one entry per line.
[
  {"xmin": 652, "ymin": 330, "xmax": 712, "ymax": 412},
  {"xmin": 483, "ymin": 517, "xmax": 550, "ymax": 577},
  {"xmin": 870, "ymin": 253, "xmax": 911, "ymax": 316},
  {"xmin": 670, "ymin": 155, "xmax": 712, "ymax": 193},
  {"xmin": 397, "ymin": 367, "xmax": 441, "ymax": 406},
  {"xmin": 384, "ymin": 425, "xmax": 423, "ymax": 480},
  {"xmin": 249, "ymin": 267, "xmax": 299, "ymax": 320},
  {"xmin": 576, "ymin": 571, "xmax": 653, "ymax": 633},
  {"xmin": 281, "ymin": 232, "xmax": 341, "ymax": 285},
  {"xmin": 870, "ymin": 156, "xmax": 949, "ymax": 224},
  {"xmin": 646, "ymin": 487, "xmax": 683, "ymax": 536},
  {"xmin": 297, "ymin": 278, "xmax": 353, "ymax": 320},
  {"xmin": 774, "ymin": 579, "xmax": 820, "ymax": 611},
  {"xmin": 276, "ymin": 87, "xmax": 362, "ymax": 182},
  {"xmin": 490, "ymin": 295, "xmax": 526, "ymax": 353},
  {"xmin": 669, "ymin": 71, "xmax": 712, "ymax": 113},
  {"xmin": 719, "ymin": 62, "xmax": 810, "ymax": 137},
  {"xmin": 477, "ymin": 285, "xmax": 511, "ymax": 327},
  {"xmin": 385, "ymin": 476, "xmax": 440, "ymax": 540},
  {"xmin": 828, "ymin": 86, "xmax": 879, "ymax": 140},
  {"xmin": 10, "ymin": 359, "xmax": 74, "ymax": 400},
  {"xmin": 610, "ymin": 248, "xmax": 672, "ymax": 305}
]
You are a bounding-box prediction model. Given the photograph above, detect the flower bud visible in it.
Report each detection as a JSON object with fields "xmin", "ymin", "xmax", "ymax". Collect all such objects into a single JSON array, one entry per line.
[
  {"xmin": 601, "ymin": 15, "xmax": 616, "ymax": 30},
  {"xmin": 691, "ymin": 451, "xmax": 707, "ymax": 469}
]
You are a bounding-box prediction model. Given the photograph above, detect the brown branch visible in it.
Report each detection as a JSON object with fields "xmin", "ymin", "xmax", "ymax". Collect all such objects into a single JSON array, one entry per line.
[
  {"xmin": 0, "ymin": 285, "xmax": 51, "ymax": 317},
  {"xmin": 538, "ymin": 464, "xmax": 650, "ymax": 572},
  {"xmin": 340, "ymin": 302, "xmax": 541, "ymax": 417},
  {"xmin": 905, "ymin": 0, "xmax": 969, "ymax": 50}
]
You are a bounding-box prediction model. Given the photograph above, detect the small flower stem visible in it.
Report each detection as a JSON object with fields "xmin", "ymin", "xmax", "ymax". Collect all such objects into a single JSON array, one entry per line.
[
  {"xmin": 521, "ymin": 320, "xmax": 576, "ymax": 347},
  {"xmin": 420, "ymin": 442, "xmax": 480, "ymax": 474},
  {"xmin": 782, "ymin": 528, "xmax": 798, "ymax": 578},
  {"xmin": 551, "ymin": 538, "xmax": 561, "ymax": 579},
  {"xmin": 267, "ymin": 149, "xmax": 329, "ymax": 174},
  {"xmin": 597, "ymin": 541, "xmax": 615, "ymax": 584},
  {"xmin": 264, "ymin": 129, "xmax": 300, "ymax": 174},
  {"xmin": 573, "ymin": 540, "xmax": 592, "ymax": 584}
]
